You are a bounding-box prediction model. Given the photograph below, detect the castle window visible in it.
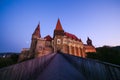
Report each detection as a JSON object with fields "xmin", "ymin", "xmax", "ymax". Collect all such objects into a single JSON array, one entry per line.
[
  {"xmin": 71, "ymin": 46, "xmax": 74, "ymax": 54},
  {"xmin": 63, "ymin": 39, "xmax": 67, "ymax": 44},
  {"xmin": 67, "ymin": 46, "xmax": 69, "ymax": 53},
  {"xmin": 64, "ymin": 45, "xmax": 69, "ymax": 53},
  {"xmin": 76, "ymin": 47, "xmax": 78, "ymax": 55}
]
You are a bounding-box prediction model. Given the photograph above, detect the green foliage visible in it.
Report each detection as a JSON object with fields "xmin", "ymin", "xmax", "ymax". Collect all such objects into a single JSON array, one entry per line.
[{"xmin": 86, "ymin": 46, "xmax": 120, "ymax": 65}]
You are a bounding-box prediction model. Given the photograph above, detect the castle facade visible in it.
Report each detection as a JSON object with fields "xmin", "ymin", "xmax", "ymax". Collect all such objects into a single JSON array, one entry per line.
[{"xmin": 19, "ymin": 19, "xmax": 96, "ymax": 61}]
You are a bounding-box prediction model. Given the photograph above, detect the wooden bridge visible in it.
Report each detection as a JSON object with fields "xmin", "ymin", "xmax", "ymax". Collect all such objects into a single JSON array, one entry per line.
[{"xmin": 0, "ymin": 53, "xmax": 120, "ymax": 80}]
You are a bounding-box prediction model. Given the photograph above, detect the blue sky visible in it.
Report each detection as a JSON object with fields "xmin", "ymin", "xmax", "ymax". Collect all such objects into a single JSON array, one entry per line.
[{"xmin": 0, "ymin": 0, "xmax": 120, "ymax": 52}]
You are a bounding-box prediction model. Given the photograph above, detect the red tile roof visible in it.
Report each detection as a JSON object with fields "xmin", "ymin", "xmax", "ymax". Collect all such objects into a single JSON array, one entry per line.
[
  {"xmin": 33, "ymin": 24, "xmax": 41, "ymax": 38},
  {"xmin": 64, "ymin": 32, "xmax": 81, "ymax": 41},
  {"xmin": 55, "ymin": 19, "xmax": 63, "ymax": 30},
  {"xmin": 44, "ymin": 35, "xmax": 52, "ymax": 41}
]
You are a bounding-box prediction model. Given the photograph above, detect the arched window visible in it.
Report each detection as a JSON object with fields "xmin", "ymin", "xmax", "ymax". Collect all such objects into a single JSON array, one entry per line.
[
  {"xmin": 76, "ymin": 47, "xmax": 78, "ymax": 56},
  {"xmin": 67, "ymin": 45, "xmax": 69, "ymax": 53},
  {"xmin": 80, "ymin": 48, "xmax": 83, "ymax": 57},
  {"xmin": 71, "ymin": 46, "xmax": 74, "ymax": 54}
]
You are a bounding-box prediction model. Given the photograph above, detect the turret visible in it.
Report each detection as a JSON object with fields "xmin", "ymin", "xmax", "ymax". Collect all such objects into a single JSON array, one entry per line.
[
  {"xmin": 53, "ymin": 19, "xmax": 64, "ymax": 53},
  {"xmin": 53, "ymin": 19, "xmax": 64, "ymax": 38},
  {"xmin": 87, "ymin": 37, "xmax": 92, "ymax": 46},
  {"xmin": 32, "ymin": 23, "xmax": 41, "ymax": 39},
  {"xmin": 29, "ymin": 23, "xmax": 41, "ymax": 58}
]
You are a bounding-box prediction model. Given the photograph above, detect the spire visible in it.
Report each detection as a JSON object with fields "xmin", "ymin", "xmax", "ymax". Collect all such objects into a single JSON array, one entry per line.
[
  {"xmin": 87, "ymin": 37, "xmax": 92, "ymax": 45},
  {"xmin": 87, "ymin": 37, "xmax": 91, "ymax": 41},
  {"xmin": 55, "ymin": 19, "xmax": 63, "ymax": 31},
  {"xmin": 53, "ymin": 19, "xmax": 64, "ymax": 37},
  {"xmin": 32, "ymin": 23, "xmax": 41, "ymax": 38}
]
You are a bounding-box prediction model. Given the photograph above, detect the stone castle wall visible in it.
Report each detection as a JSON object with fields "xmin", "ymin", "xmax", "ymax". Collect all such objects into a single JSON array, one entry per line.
[{"xmin": 18, "ymin": 19, "xmax": 96, "ymax": 62}]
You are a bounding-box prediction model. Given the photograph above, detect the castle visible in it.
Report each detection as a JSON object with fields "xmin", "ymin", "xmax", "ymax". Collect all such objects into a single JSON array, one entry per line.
[{"xmin": 18, "ymin": 19, "xmax": 96, "ymax": 61}]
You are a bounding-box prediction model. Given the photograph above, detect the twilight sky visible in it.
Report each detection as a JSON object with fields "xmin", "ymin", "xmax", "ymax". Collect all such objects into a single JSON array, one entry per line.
[{"xmin": 0, "ymin": 0, "xmax": 120, "ymax": 52}]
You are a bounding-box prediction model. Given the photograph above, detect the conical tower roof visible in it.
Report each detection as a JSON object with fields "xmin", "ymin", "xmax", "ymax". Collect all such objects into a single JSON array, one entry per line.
[
  {"xmin": 87, "ymin": 37, "xmax": 92, "ymax": 45},
  {"xmin": 87, "ymin": 37, "xmax": 92, "ymax": 42},
  {"xmin": 55, "ymin": 19, "xmax": 63, "ymax": 31},
  {"xmin": 32, "ymin": 23, "xmax": 41, "ymax": 38}
]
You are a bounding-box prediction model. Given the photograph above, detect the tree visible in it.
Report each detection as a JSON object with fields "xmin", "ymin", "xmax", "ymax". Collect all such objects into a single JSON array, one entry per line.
[{"xmin": 86, "ymin": 46, "xmax": 120, "ymax": 65}]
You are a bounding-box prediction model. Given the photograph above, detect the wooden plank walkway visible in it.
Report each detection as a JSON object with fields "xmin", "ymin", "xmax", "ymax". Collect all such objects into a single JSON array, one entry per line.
[
  {"xmin": 0, "ymin": 53, "xmax": 55, "ymax": 80},
  {"xmin": 0, "ymin": 53, "xmax": 120, "ymax": 80},
  {"xmin": 62, "ymin": 53, "xmax": 120, "ymax": 80}
]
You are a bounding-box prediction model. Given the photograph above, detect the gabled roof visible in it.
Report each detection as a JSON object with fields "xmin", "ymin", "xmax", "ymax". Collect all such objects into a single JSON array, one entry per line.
[
  {"xmin": 32, "ymin": 23, "xmax": 41, "ymax": 38},
  {"xmin": 84, "ymin": 44, "xmax": 96, "ymax": 52},
  {"xmin": 84, "ymin": 44, "xmax": 95, "ymax": 49},
  {"xmin": 44, "ymin": 35, "xmax": 52, "ymax": 41},
  {"xmin": 55, "ymin": 19, "xmax": 63, "ymax": 31},
  {"xmin": 64, "ymin": 32, "xmax": 81, "ymax": 41}
]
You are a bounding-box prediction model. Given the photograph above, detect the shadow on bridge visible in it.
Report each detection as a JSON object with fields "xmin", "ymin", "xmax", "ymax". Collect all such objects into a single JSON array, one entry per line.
[{"xmin": 0, "ymin": 53, "xmax": 120, "ymax": 80}]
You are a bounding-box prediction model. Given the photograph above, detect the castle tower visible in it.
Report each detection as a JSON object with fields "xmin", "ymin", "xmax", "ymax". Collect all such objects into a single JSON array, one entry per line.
[
  {"xmin": 29, "ymin": 23, "xmax": 41, "ymax": 58},
  {"xmin": 32, "ymin": 23, "xmax": 41, "ymax": 38},
  {"xmin": 53, "ymin": 19, "xmax": 64, "ymax": 53},
  {"xmin": 87, "ymin": 37, "xmax": 92, "ymax": 46},
  {"xmin": 54, "ymin": 19, "xmax": 64, "ymax": 37}
]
